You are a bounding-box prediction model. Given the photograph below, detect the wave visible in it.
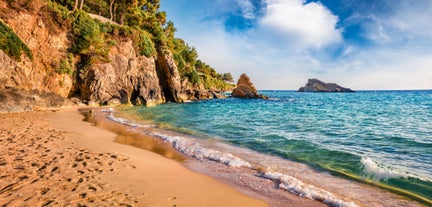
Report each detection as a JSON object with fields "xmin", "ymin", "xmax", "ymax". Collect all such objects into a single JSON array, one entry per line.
[
  {"xmin": 105, "ymin": 108, "xmax": 154, "ymax": 128},
  {"xmin": 104, "ymin": 109, "xmax": 361, "ymax": 206},
  {"xmin": 262, "ymin": 172, "xmax": 358, "ymax": 207},
  {"xmin": 360, "ymin": 157, "xmax": 424, "ymax": 181},
  {"xmin": 148, "ymin": 132, "xmax": 252, "ymax": 168}
]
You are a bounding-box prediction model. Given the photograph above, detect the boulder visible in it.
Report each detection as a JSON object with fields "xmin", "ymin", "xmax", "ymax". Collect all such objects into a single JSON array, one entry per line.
[
  {"xmin": 298, "ymin": 79, "xmax": 354, "ymax": 92},
  {"xmin": 232, "ymin": 73, "xmax": 268, "ymax": 99}
]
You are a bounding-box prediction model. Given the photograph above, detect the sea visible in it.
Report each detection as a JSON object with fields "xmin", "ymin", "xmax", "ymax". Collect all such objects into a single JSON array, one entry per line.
[{"xmin": 109, "ymin": 90, "xmax": 432, "ymax": 206}]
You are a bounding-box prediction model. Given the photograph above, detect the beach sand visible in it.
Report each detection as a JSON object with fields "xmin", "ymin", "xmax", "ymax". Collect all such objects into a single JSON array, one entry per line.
[{"xmin": 0, "ymin": 108, "xmax": 269, "ymax": 206}]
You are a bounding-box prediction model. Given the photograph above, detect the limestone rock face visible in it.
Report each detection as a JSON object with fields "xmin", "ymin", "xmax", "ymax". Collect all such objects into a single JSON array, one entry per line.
[
  {"xmin": 156, "ymin": 51, "xmax": 187, "ymax": 103},
  {"xmin": 298, "ymin": 79, "xmax": 354, "ymax": 92},
  {"xmin": 71, "ymin": 40, "xmax": 165, "ymax": 106},
  {"xmin": 232, "ymin": 73, "xmax": 267, "ymax": 99},
  {"xmin": 0, "ymin": 2, "xmax": 73, "ymax": 97}
]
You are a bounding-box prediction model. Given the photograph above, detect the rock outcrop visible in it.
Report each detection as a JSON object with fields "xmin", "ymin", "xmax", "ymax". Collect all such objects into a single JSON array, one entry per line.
[
  {"xmin": 232, "ymin": 73, "xmax": 267, "ymax": 99},
  {"xmin": 155, "ymin": 51, "xmax": 187, "ymax": 103},
  {"xmin": 69, "ymin": 40, "xmax": 165, "ymax": 106},
  {"xmin": 298, "ymin": 79, "xmax": 354, "ymax": 92},
  {"xmin": 0, "ymin": 88, "xmax": 71, "ymax": 113}
]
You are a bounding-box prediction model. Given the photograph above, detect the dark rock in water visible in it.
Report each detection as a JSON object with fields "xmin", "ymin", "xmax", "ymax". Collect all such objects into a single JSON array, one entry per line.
[
  {"xmin": 298, "ymin": 79, "xmax": 354, "ymax": 92},
  {"xmin": 232, "ymin": 73, "xmax": 268, "ymax": 99},
  {"xmin": 184, "ymin": 89, "xmax": 228, "ymax": 100}
]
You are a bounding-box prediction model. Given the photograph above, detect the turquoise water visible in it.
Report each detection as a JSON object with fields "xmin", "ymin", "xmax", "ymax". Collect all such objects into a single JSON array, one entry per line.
[{"xmin": 121, "ymin": 90, "xmax": 432, "ymax": 204}]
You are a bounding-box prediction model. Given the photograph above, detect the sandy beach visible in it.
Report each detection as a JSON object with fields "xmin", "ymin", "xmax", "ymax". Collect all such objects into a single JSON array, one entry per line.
[{"xmin": 0, "ymin": 108, "xmax": 270, "ymax": 206}]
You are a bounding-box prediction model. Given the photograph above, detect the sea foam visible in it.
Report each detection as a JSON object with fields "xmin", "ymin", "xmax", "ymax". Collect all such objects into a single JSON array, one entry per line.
[
  {"xmin": 149, "ymin": 132, "xmax": 251, "ymax": 168},
  {"xmin": 361, "ymin": 157, "xmax": 421, "ymax": 181},
  {"xmin": 262, "ymin": 172, "xmax": 358, "ymax": 207},
  {"xmin": 104, "ymin": 110, "xmax": 250, "ymax": 167},
  {"xmin": 106, "ymin": 112, "xmax": 153, "ymax": 128}
]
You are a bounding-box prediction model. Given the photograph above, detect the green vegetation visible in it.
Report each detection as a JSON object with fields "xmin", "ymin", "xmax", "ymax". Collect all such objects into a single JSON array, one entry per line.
[
  {"xmin": 132, "ymin": 29, "xmax": 156, "ymax": 57},
  {"xmin": 70, "ymin": 10, "xmax": 111, "ymax": 67},
  {"xmin": 56, "ymin": 53, "xmax": 74, "ymax": 76},
  {"xmin": 0, "ymin": 21, "xmax": 33, "ymax": 62}
]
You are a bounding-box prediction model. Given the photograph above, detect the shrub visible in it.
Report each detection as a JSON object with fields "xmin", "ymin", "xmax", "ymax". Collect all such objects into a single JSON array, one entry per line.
[
  {"xmin": 134, "ymin": 30, "xmax": 156, "ymax": 57},
  {"xmin": 0, "ymin": 21, "xmax": 33, "ymax": 61},
  {"xmin": 187, "ymin": 70, "xmax": 200, "ymax": 85},
  {"xmin": 56, "ymin": 53, "xmax": 74, "ymax": 76},
  {"xmin": 70, "ymin": 11, "xmax": 110, "ymax": 66}
]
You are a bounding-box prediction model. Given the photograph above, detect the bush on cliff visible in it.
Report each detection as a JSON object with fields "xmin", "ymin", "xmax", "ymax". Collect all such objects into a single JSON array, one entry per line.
[
  {"xmin": 133, "ymin": 30, "xmax": 156, "ymax": 58},
  {"xmin": 70, "ymin": 10, "xmax": 111, "ymax": 67},
  {"xmin": 0, "ymin": 21, "xmax": 33, "ymax": 61}
]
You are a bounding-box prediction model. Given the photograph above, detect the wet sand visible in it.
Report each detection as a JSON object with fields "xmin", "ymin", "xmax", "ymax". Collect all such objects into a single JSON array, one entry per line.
[{"xmin": 0, "ymin": 108, "xmax": 268, "ymax": 206}]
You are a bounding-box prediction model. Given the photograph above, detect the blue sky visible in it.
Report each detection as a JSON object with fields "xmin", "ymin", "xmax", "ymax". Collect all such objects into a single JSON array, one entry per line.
[{"xmin": 161, "ymin": 0, "xmax": 432, "ymax": 90}]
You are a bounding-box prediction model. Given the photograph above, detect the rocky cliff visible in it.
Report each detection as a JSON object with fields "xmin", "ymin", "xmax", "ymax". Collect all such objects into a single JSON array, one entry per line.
[
  {"xmin": 0, "ymin": 0, "xmax": 72, "ymax": 97},
  {"xmin": 0, "ymin": 0, "xmax": 204, "ymax": 108},
  {"xmin": 69, "ymin": 40, "xmax": 166, "ymax": 106},
  {"xmin": 298, "ymin": 79, "xmax": 354, "ymax": 92}
]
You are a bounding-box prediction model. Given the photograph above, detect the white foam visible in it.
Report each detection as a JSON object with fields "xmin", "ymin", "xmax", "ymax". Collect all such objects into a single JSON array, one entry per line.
[
  {"xmin": 105, "ymin": 111, "xmax": 153, "ymax": 128},
  {"xmin": 101, "ymin": 107, "xmax": 114, "ymax": 112},
  {"xmin": 262, "ymin": 172, "xmax": 358, "ymax": 207},
  {"xmin": 149, "ymin": 132, "xmax": 252, "ymax": 168},
  {"xmin": 361, "ymin": 157, "xmax": 418, "ymax": 181}
]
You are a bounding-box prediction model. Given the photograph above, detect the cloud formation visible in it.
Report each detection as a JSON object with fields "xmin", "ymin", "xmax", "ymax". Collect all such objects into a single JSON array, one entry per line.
[
  {"xmin": 259, "ymin": 0, "xmax": 342, "ymax": 49},
  {"xmin": 161, "ymin": 0, "xmax": 432, "ymax": 90}
]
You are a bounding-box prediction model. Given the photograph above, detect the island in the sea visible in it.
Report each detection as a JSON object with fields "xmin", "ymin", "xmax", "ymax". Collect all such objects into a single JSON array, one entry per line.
[{"xmin": 298, "ymin": 78, "xmax": 354, "ymax": 92}]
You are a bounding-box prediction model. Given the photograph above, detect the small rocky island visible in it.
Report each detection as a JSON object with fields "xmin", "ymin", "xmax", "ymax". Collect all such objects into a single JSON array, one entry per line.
[
  {"xmin": 232, "ymin": 73, "xmax": 268, "ymax": 99},
  {"xmin": 298, "ymin": 79, "xmax": 354, "ymax": 92}
]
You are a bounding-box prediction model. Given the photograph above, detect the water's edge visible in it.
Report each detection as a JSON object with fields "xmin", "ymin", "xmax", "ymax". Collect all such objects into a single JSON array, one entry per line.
[{"xmin": 90, "ymin": 107, "xmax": 426, "ymax": 207}]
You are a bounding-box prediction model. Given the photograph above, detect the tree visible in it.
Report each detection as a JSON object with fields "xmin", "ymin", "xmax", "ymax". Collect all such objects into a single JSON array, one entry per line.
[
  {"xmin": 222, "ymin": 73, "xmax": 234, "ymax": 82},
  {"xmin": 109, "ymin": 0, "xmax": 114, "ymax": 20},
  {"xmin": 73, "ymin": 0, "xmax": 78, "ymax": 11},
  {"xmin": 79, "ymin": 0, "xmax": 85, "ymax": 10}
]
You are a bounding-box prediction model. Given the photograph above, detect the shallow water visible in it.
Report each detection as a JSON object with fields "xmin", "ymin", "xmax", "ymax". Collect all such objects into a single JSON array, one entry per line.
[{"xmin": 117, "ymin": 90, "xmax": 432, "ymax": 205}]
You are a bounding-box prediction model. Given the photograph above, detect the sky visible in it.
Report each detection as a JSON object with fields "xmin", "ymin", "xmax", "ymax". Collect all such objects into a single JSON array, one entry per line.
[{"xmin": 160, "ymin": 0, "xmax": 432, "ymax": 90}]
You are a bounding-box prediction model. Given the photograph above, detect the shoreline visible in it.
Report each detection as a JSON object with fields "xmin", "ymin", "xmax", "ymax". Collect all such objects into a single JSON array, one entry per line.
[
  {"xmin": 79, "ymin": 107, "xmax": 325, "ymax": 207},
  {"xmin": 0, "ymin": 107, "xmax": 268, "ymax": 206},
  {"xmin": 1, "ymin": 106, "xmax": 426, "ymax": 207},
  {"xmin": 106, "ymin": 106, "xmax": 427, "ymax": 207}
]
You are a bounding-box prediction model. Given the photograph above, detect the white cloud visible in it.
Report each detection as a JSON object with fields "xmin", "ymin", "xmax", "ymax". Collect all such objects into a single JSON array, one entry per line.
[
  {"xmin": 237, "ymin": 0, "xmax": 255, "ymax": 19},
  {"xmin": 259, "ymin": 0, "xmax": 342, "ymax": 49},
  {"xmin": 162, "ymin": 0, "xmax": 432, "ymax": 90}
]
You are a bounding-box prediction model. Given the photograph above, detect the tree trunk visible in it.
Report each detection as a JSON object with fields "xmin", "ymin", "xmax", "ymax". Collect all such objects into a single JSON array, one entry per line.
[
  {"xmin": 109, "ymin": 0, "xmax": 115, "ymax": 21},
  {"xmin": 73, "ymin": 0, "xmax": 78, "ymax": 11},
  {"xmin": 79, "ymin": 0, "xmax": 84, "ymax": 10},
  {"xmin": 120, "ymin": 12, "xmax": 125, "ymax": 25},
  {"xmin": 113, "ymin": 5, "xmax": 117, "ymax": 22}
]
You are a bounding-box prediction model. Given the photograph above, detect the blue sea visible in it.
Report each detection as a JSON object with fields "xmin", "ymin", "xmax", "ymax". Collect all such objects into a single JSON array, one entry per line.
[{"xmin": 115, "ymin": 90, "xmax": 432, "ymax": 205}]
